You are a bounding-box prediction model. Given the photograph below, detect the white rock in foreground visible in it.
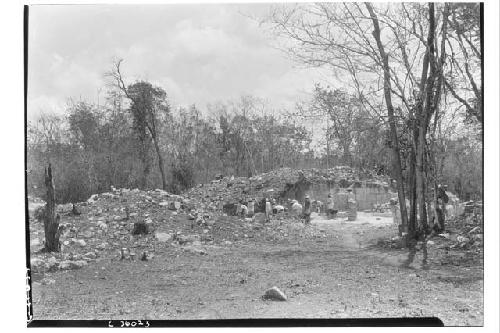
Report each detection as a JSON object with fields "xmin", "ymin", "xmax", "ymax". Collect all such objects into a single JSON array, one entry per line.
[
  {"xmin": 263, "ymin": 286, "xmax": 287, "ymax": 301},
  {"xmin": 156, "ymin": 232, "xmax": 172, "ymax": 242}
]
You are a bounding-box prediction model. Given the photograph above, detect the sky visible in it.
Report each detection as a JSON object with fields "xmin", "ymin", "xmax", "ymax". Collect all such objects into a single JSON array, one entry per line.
[{"xmin": 27, "ymin": 3, "xmax": 332, "ymax": 120}]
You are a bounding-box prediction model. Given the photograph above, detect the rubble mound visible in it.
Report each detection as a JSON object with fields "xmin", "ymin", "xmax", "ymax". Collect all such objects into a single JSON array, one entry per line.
[
  {"xmin": 376, "ymin": 208, "xmax": 483, "ymax": 265},
  {"xmin": 28, "ymin": 180, "xmax": 327, "ymax": 275},
  {"xmin": 185, "ymin": 167, "xmax": 390, "ymax": 213}
]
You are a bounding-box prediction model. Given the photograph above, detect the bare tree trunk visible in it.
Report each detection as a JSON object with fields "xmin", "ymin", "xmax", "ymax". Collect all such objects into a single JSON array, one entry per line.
[
  {"xmin": 416, "ymin": 130, "xmax": 429, "ymax": 231},
  {"xmin": 43, "ymin": 164, "xmax": 60, "ymax": 252},
  {"xmin": 243, "ymin": 140, "xmax": 256, "ymax": 177},
  {"xmin": 417, "ymin": 3, "xmax": 439, "ymax": 233},
  {"xmin": 366, "ymin": 3, "xmax": 409, "ymax": 231},
  {"xmin": 408, "ymin": 144, "xmax": 418, "ymax": 237},
  {"xmin": 428, "ymin": 131, "xmax": 442, "ymax": 230},
  {"xmin": 139, "ymin": 144, "xmax": 150, "ymax": 189},
  {"xmin": 406, "ymin": 3, "xmax": 434, "ymax": 264},
  {"xmin": 432, "ymin": 182, "xmax": 441, "ymax": 228},
  {"xmin": 152, "ymin": 136, "xmax": 167, "ymax": 190},
  {"xmin": 342, "ymin": 142, "xmax": 352, "ymax": 167}
]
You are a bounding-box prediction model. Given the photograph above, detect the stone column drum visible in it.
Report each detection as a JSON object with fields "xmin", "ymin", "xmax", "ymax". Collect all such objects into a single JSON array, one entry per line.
[{"xmin": 347, "ymin": 199, "xmax": 357, "ymax": 221}]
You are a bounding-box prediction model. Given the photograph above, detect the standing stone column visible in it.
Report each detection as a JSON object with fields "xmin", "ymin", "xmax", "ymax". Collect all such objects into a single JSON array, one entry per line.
[
  {"xmin": 389, "ymin": 198, "xmax": 403, "ymax": 236},
  {"xmin": 247, "ymin": 199, "xmax": 255, "ymax": 217},
  {"xmin": 347, "ymin": 199, "xmax": 357, "ymax": 221}
]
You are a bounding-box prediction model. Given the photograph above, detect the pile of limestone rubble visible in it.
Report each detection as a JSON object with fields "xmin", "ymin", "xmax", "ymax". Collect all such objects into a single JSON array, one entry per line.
[
  {"xmin": 377, "ymin": 207, "xmax": 483, "ymax": 264},
  {"xmin": 32, "ymin": 168, "xmax": 364, "ymax": 274},
  {"xmin": 186, "ymin": 166, "xmax": 389, "ymax": 213}
]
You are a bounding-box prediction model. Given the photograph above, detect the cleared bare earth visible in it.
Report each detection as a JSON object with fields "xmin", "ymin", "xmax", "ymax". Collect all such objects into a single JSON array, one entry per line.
[{"xmin": 30, "ymin": 203, "xmax": 483, "ymax": 325}]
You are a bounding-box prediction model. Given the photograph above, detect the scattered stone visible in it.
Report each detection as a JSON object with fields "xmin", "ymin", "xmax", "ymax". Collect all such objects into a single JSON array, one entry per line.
[
  {"xmin": 175, "ymin": 234, "xmax": 198, "ymax": 245},
  {"xmin": 96, "ymin": 242, "xmax": 108, "ymax": 250},
  {"xmin": 71, "ymin": 204, "xmax": 81, "ymax": 216},
  {"xmin": 45, "ymin": 257, "xmax": 58, "ymax": 272},
  {"xmin": 83, "ymin": 252, "xmax": 97, "ymax": 260},
  {"xmin": 71, "ymin": 260, "xmax": 88, "ymax": 269},
  {"xmin": 73, "ymin": 260, "xmax": 87, "ymax": 269},
  {"xmin": 169, "ymin": 201, "xmax": 181, "ymax": 211},
  {"xmin": 81, "ymin": 230, "xmax": 93, "ymax": 238},
  {"xmin": 41, "ymin": 278, "xmax": 56, "ymax": 285},
  {"xmin": 32, "ymin": 205, "xmax": 46, "ymax": 222},
  {"xmin": 58, "ymin": 261, "xmax": 71, "ymax": 270},
  {"xmin": 253, "ymin": 213, "xmax": 266, "ymax": 223},
  {"xmin": 182, "ymin": 199, "xmax": 195, "ymax": 211},
  {"xmin": 156, "ymin": 232, "xmax": 172, "ymax": 242},
  {"xmin": 183, "ymin": 245, "xmax": 208, "ymax": 255},
  {"xmin": 30, "ymin": 258, "xmax": 44, "ymax": 272},
  {"xmin": 120, "ymin": 248, "xmax": 130, "ymax": 260},
  {"xmin": 263, "ymin": 286, "xmax": 287, "ymax": 301},
  {"xmin": 76, "ymin": 239, "xmax": 87, "ymax": 247},
  {"xmin": 273, "ymin": 205, "xmax": 285, "ymax": 214},
  {"xmin": 59, "ymin": 260, "xmax": 87, "ymax": 270},
  {"xmin": 336, "ymin": 211, "xmax": 348, "ymax": 219},
  {"xmin": 468, "ymin": 226, "xmax": 482, "ymax": 234},
  {"xmin": 140, "ymin": 251, "xmax": 154, "ymax": 261},
  {"xmin": 97, "ymin": 221, "xmax": 108, "ymax": 230},
  {"xmin": 291, "ymin": 202, "xmax": 302, "ymax": 215},
  {"xmin": 132, "ymin": 221, "xmax": 150, "ymax": 235},
  {"xmin": 472, "ymin": 234, "xmax": 483, "ymax": 241}
]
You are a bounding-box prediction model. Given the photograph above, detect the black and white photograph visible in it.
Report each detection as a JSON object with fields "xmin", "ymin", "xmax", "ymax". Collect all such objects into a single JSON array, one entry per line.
[{"xmin": 14, "ymin": 0, "xmax": 499, "ymax": 328}]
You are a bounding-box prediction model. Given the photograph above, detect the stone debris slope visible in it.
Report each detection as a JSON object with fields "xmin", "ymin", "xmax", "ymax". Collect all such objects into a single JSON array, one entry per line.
[
  {"xmin": 28, "ymin": 171, "xmax": 333, "ymax": 274},
  {"xmin": 186, "ymin": 166, "xmax": 390, "ymax": 212},
  {"xmin": 28, "ymin": 166, "xmax": 478, "ymax": 275}
]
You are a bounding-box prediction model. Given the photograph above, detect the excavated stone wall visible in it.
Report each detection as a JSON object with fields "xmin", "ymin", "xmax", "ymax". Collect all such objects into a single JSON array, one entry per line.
[{"xmin": 281, "ymin": 180, "xmax": 395, "ymax": 211}]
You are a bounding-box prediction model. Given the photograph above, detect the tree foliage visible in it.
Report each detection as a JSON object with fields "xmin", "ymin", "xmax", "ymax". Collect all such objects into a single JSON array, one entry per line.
[{"xmin": 267, "ymin": 2, "xmax": 482, "ymax": 249}]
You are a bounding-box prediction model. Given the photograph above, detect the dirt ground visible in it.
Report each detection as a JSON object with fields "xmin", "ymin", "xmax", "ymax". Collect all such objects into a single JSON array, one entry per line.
[{"xmin": 30, "ymin": 211, "xmax": 483, "ymax": 326}]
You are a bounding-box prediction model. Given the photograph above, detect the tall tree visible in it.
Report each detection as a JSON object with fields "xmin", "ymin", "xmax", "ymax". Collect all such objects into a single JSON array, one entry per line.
[
  {"xmin": 365, "ymin": 2, "xmax": 409, "ymax": 233},
  {"xmin": 310, "ymin": 85, "xmax": 380, "ymax": 168},
  {"xmin": 267, "ymin": 2, "xmax": 463, "ymax": 251},
  {"xmin": 108, "ymin": 60, "xmax": 170, "ymax": 190},
  {"xmin": 269, "ymin": 2, "xmax": 410, "ymax": 232}
]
